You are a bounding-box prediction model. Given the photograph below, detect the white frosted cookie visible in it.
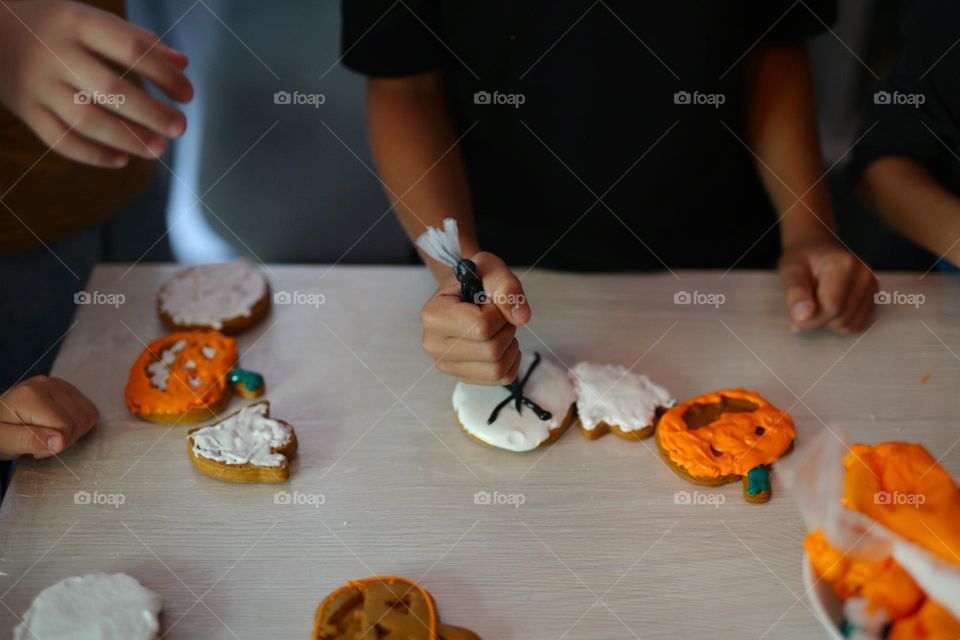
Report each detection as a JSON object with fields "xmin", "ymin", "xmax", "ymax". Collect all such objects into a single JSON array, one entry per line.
[
  {"xmin": 452, "ymin": 352, "xmax": 576, "ymax": 452},
  {"xmin": 571, "ymin": 362, "xmax": 674, "ymax": 440},
  {"xmin": 14, "ymin": 573, "xmax": 161, "ymax": 640},
  {"xmin": 187, "ymin": 401, "xmax": 298, "ymax": 482},
  {"xmin": 157, "ymin": 262, "xmax": 269, "ymax": 334}
]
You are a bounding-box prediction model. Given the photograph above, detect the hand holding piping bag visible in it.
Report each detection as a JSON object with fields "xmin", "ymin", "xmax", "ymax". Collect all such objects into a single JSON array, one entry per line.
[{"xmin": 416, "ymin": 219, "xmax": 532, "ymax": 385}]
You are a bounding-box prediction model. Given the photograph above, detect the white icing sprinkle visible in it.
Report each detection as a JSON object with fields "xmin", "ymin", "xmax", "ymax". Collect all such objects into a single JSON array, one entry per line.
[
  {"xmin": 201, "ymin": 347, "xmax": 216, "ymax": 360},
  {"xmin": 159, "ymin": 262, "xmax": 266, "ymax": 330},
  {"xmin": 147, "ymin": 339, "xmax": 187, "ymax": 391},
  {"xmin": 571, "ymin": 362, "xmax": 674, "ymax": 432},
  {"xmin": 14, "ymin": 573, "xmax": 161, "ymax": 640},
  {"xmin": 188, "ymin": 376, "xmax": 201, "ymax": 388},
  {"xmin": 184, "ymin": 360, "xmax": 196, "ymax": 370},
  {"xmin": 189, "ymin": 402, "xmax": 292, "ymax": 467},
  {"xmin": 452, "ymin": 352, "xmax": 574, "ymax": 452}
]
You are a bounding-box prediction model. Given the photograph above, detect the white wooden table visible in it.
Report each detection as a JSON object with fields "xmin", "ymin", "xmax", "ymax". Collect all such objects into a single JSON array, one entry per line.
[{"xmin": 1, "ymin": 265, "xmax": 957, "ymax": 640}]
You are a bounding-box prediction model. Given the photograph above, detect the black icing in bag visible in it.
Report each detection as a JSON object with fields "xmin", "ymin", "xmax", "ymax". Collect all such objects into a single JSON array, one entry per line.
[{"xmin": 416, "ymin": 219, "xmax": 551, "ymax": 425}]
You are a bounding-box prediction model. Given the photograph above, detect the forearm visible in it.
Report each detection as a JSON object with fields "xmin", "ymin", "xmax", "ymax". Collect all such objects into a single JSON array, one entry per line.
[
  {"xmin": 862, "ymin": 156, "xmax": 960, "ymax": 264},
  {"xmin": 367, "ymin": 71, "xmax": 476, "ymax": 281},
  {"xmin": 746, "ymin": 44, "xmax": 836, "ymax": 249}
]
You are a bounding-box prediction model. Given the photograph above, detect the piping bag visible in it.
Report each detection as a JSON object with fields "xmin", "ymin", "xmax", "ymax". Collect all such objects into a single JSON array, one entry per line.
[
  {"xmin": 416, "ymin": 218, "xmax": 551, "ymax": 425},
  {"xmin": 775, "ymin": 429, "xmax": 960, "ymax": 618}
]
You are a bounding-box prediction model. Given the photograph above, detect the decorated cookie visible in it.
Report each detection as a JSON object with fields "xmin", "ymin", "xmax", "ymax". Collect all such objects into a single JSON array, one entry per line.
[
  {"xmin": 313, "ymin": 576, "xmax": 479, "ymax": 640},
  {"xmin": 571, "ymin": 362, "xmax": 674, "ymax": 440},
  {"xmin": 655, "ymin": 388, "xmax": 794, "ymax": 502},
  {"xmin": 125, "ymin": 330, "xmax": 265, "ymax": 423},
  {"xmin": 187, "ymin": 401, "xmax": 297, "ymax": 483},
  {"xmin": 157, "ymin": 262, "xmax": 270, "ymax": 334},
  {"xmin": 452, "ymin": 352, "xmax": 576, "ymax": 452},
  {"xmin": 14, "ymin": 573, "xmax": 161, "ymax": 640}
]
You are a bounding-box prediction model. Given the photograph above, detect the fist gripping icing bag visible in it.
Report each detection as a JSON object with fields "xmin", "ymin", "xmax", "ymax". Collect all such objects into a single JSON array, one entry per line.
[{"xmin": 417, "ymin": 219, "xmax": 576, "ymax": 452}]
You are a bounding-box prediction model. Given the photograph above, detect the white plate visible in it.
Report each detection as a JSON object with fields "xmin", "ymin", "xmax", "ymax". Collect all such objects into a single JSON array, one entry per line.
[{"xmin": 803, "ymin": 553, "xmax": 845, "ymax": 640}]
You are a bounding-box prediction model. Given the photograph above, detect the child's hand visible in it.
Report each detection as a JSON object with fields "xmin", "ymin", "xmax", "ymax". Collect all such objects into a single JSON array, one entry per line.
[
  {"xmin": 0, "ymin": 375, "xmax": 98, "ymax": 460},
  {"xmin": 0, "ymin": 0, "xmax": 192, "ymax": 168},
  {"xmin": 420, "ymin": 252, "xmax": 531, "ymax": 385},
  {"xmin": 778, "ymin": 239, "xmax": 878, "ymax": 334}
]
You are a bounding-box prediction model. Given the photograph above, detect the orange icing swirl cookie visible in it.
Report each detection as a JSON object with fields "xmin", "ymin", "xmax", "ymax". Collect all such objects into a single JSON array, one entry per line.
[
  {"xmin": 125, "ymin": 331, "xmax": 238, "ymax": 422},
  {"xmin": 655, "ymin": 388, "xmax": 795, "ymax": 502}
]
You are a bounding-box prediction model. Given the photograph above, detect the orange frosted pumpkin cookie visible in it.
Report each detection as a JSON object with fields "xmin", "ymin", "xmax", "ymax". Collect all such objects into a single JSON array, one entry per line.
[
  {"xmin": 654, "ymin": 388, "xmax": 795, "ymax": 502},
  {"xmin": 124, "ymin": 331, "xmax": 264, "ymax": 423},
  {"xmin": 313, "ymin": 576, "xmax": 479, "ymax": 640}
]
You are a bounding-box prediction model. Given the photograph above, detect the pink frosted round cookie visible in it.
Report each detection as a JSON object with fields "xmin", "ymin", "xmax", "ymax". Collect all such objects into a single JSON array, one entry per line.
[{"xmin": 157, "ymin": 262, "xmax": 269, "ymax": 334}]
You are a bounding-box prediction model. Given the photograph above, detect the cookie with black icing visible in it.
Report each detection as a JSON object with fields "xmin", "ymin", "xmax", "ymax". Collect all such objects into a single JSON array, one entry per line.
[{"xmin": 452, "ymin": 352, "xmax": 576, "ymax": 452}]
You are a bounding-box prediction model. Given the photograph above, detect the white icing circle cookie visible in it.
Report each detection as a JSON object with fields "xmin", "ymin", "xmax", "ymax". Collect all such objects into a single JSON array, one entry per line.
[
  {"xmin": 453, "ymin": 352, "xmax": 575, "ymax": 452},
  {"xmin": 158, "ymin": 262, "xmax": 269, "ymax": 333},
  {"xmin": 14, "ymin": 573, "xmax": 161, "ymax": 640},
  {"xmin": 571, "ymin": 362, "xmax": 674, "ymax": 435}
]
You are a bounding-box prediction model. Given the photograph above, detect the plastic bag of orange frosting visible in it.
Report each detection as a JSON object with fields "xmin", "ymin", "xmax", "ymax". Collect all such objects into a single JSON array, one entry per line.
[{"xmin": 778, "ymin": 430, "xmax": 960, "ymax": 637}]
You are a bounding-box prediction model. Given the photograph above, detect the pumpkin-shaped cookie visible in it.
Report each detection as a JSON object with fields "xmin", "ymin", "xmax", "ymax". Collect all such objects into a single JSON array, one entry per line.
[
  {"xmin": 313, "ymin": 577, "xmax": 479, "ymax": 640},
  {"xmin": 655, "ymin": 388, "xmax": 794, "ymax": 502},
  {"xmin": 125, "ymin": 330, "xmax": 264, "ymax": 423}
]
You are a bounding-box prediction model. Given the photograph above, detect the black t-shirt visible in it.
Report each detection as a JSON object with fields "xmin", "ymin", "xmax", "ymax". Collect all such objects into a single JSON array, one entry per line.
[
  {"xmin": 849, "ymin": 0, "xmax": 960, "ymax": 196},
  {"xmin": 342, "ymin": 1, "xmax": 836, "ymax": 270}
]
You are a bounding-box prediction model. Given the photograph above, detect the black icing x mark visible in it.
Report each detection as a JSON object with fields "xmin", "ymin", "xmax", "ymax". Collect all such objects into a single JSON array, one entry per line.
[{"xmin": 487, "ymin": 352, "xmax": 553, "ymax": 424}]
